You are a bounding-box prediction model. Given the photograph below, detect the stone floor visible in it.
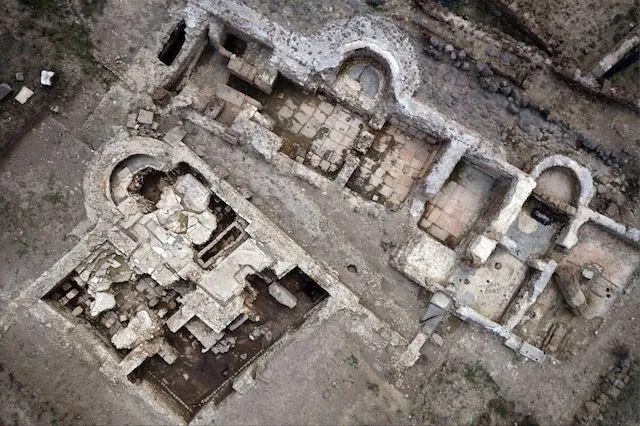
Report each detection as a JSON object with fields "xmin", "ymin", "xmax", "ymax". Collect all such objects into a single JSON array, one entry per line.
[
  {"xmin": 347, "ymin": 120, "xmax": 441, "ymax": 208},
  {"xmin": 419, "ymin": 160, "xmax": 499, "ymax": 247},
  {"xmin": 266, "ymin": 84, "xmax": 365, "ymax": 177}
]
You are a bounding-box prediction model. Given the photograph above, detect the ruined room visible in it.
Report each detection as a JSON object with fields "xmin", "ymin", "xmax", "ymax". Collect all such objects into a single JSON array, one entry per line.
[{"xmin": 0, "ymin": 0, "xmax": 638, "ymax": 425}]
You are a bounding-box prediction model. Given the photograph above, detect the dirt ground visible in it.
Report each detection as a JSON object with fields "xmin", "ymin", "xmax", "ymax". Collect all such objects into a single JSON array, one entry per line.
[{"xmin": 0, "ymin": 0, "xmax": 639, "ymax": 424}]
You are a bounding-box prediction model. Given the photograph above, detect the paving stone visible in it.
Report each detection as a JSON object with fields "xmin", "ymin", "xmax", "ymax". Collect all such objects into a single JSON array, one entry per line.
[{"xmin": 137, "ymin": 109, "xmax": 154, "ymax": 125}]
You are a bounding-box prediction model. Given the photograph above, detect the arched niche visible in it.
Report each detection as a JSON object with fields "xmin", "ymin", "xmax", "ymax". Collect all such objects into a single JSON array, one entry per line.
[{"xmin": 530, "ymin": 155, "xmax": 594, "ymax": 208}]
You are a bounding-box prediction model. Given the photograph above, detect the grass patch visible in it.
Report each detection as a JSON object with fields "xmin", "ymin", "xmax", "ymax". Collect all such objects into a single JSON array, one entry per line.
[{"xmin": 463, "ymin": 362, "xmax": 495, "ymax": 388}]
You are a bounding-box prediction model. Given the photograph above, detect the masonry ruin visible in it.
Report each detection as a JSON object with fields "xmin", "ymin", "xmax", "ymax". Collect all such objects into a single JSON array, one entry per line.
[{"xmin": 4, "ymin": 0, "xmax": 638, "ymax": 423}]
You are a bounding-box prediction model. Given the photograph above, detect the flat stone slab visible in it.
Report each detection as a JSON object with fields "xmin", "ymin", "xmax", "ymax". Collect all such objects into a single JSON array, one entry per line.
[{"xmin": 14, "ymin": 86, "xmax": 34, "ymax": 104}]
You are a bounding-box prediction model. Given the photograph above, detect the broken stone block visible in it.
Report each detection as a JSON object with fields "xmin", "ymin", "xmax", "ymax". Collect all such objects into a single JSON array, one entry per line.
[
  {"xmin": 111, "ymin": 310, "xmax": 159, "ymax": 349},
  {"xmin": 268, "ymin": 282, "xmax": 297, "ymax": 309},
  {"xmin": 14, "ymin": 86, "xmax": 34, "ymax": 104},
  {"xmin": 186, "ymin": 212, "xmax": 216, "ymax": 245},
  {"xmin": 40, "ymin": 70, "xmax": 55, "ymax": 86},
  {"xmin": 126, "ymin": 113, "xmax": 137, "ymax": 129},
  {"xmin": 467, "ymin": 234, "xmax": 497, "ymax": 266},
  {"xmin": 0, "ymin": 83, "xmax": 12, "ymax": 102},
  {"xmin": 163, "ymin": 126, "xmax": 187, "ymax": 145},
  {"xmin": 89, "ymin": 292, "xmax": 116, "ymax": 317},
  {"xmin": 137, "ymin": 109, "xmax": 154, "ymax": 125},
  {"xmin": 175, "ymin": 174, "xmax": 210, "ymax": 213}
]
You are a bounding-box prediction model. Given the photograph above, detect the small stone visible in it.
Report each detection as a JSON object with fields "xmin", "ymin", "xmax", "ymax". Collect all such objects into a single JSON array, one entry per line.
[
  {"xmin": 487, "ymin": 82, "xmax": 498, "ymax": 93},
  {"xmin": 507, "ymin": 103, "xmax": 519, "ymax": 114},
  {"xmin": 476, "ymin": 61, "xmax": 493, "ymax": 77},
  {"xmin": 450, "ymin": 52, "xmax": 457, "ymax": 61},
  {"xmin": 620, "ymin": 205, "xmax": 634, "ymax": 223},
  {"xmin": 0, "ymin": 83, "xmax": 12, "ymax": 102},
  {"xmin": 458, "ymin": 50, "xmax": 467, "ymax": 60},
  {"xmin": 582, "ymin": 269, "xmax": 594, "ymax": 280},
  {"xmin": 268, "ymin": 283, "xmax": 297, "ymax": 309},
  {"xmin": 462, "ymin": 62, "xmax": 470, "ymax": 71},
  {"xmin": 40, "ymin": 70, "xmax": 55, "ymax": 86},
  {"xmin": 444, "ymin": 44, "xmax": 454, "ymax": 53},
  {"xmin": 15, "ymin": 72, "xmax": 24, "ymax": 82},
  {"xmin": 365, "ymin": 0, "xmax": 385, "ymax": 6},
  {"xmin": 531, "ymin": 208, "xmax": 551, "ymax": 225},
  {"xmin": 126, "ymin": 113, "xmax": 137, "ymax": 129},
  {"xmin": 14, "ymin": 86, "xmax": 34, "ymax": 104},
  {"xmin": 597, "ymin": 184, "xmax": 608, "ymax": 195},
  {"xmin": 605, "ymin": 203, "xmax": 620, "ymax": 218},
  {"xmin": 431, "ymin": 333, "xmax": 443, "ymax": 347},
  {"xmin": 584, "ymin": 401, "xmax": 600, "ymax": 415},
  {"xmin": 137, "ymin": 109, "xmax": 154, "ymax": 125},
  {"xmin": 429, "ymin": 36, "xmax": 440, "ymax": 47},
  {"xmin": 580, "ymin": 137, "xmax": 598, "ymax": 151}
]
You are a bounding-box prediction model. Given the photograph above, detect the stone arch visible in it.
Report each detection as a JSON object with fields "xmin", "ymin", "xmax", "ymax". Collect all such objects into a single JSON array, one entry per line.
[
  {"xmin": 328, "ymin": 47, "xmax": 393, "ymax": 109},
  {"xmin": 309, "ymin": 16, "xmax": 421, "ymax": 104},
  {"xmin": 83, "ymin": 137, "xmax": 173, "ymax": 223},
  {"xmin": 530, "ymin": 155, "xmax": 594, "ymax": 208}
]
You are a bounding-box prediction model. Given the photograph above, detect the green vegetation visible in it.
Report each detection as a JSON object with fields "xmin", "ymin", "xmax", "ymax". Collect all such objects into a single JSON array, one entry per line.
[{"xmin": 463, "ymin": 362, "xmax": 496, "ymax": 388}]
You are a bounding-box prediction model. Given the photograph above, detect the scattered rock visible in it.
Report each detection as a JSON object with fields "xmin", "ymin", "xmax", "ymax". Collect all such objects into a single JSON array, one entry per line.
[
  {"xmin": 429, "ymin": 36, "xmax": 440, "ymax": 48},
  {"xmin": 14, "ymin": 86, "xmax": 34, "ymax": 104},
  {"xmin": 619, "ymin": 205, "xmax": 634, "ymax": 223},
  {"xmin": 605, "ymin": 203, "xmax": 620, "ymax": 218},
  {"xmin": 579, "ymin": 136, "xmax": 598, "ymax": 151},
  {"xmin": 597, "ymin": 184, "xmax": 608, "ymax": 195},
  {"xmin": 507, "ymin": 103, "xmax": 519, "ymax": 114},
  {"xmin": 431, "ymin": 333, "xmax": 444, "ymax": 347},
  {"xmin": 581, "ymin": 269, "xmax": 594, "ymax": 280},
  {"xmin": 40, "ymin": 70, "xmax": 55, "ymax": 86},
  {"xmin": 0, "ymin": 83, "xmax": 12, "ymax": 102},
  {"xmin": 476, "ymin": 61, "xmax": 493, "ymax": 77},
  {"xmin": 15, "ymin": 72, "xmax": 24, "ymax": 82},
  {"xmin": 444, "ymin": 44, "xmax": 454, "ymax": 53}
]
